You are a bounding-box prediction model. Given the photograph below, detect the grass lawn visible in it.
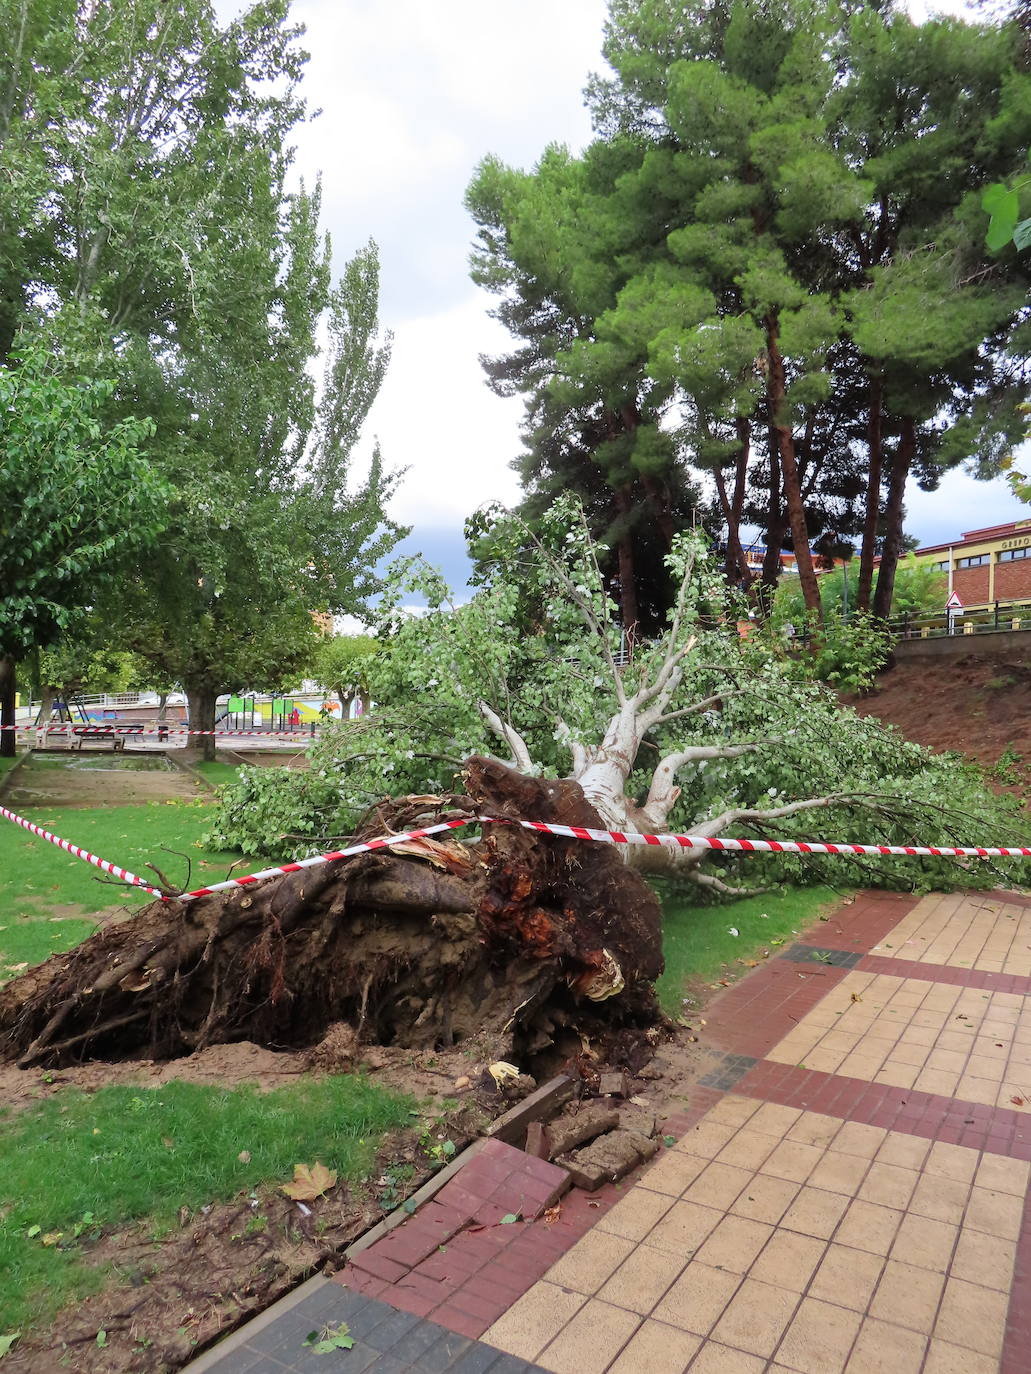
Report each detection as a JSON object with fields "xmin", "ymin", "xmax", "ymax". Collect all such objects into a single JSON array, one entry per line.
[
  {"xmin": 0, "ymin": 800, "xmax": 259, "ymax": 979},
  {"xmin": 190, "ymin": 759, "xmax": 242, "ymax": 787},
  {"xmin": 653, "ymin": 883, "xmax": 845, "ymax": 1013},
  {"xmin": 0, "ymin": 1076, "xmax": 414, "ymax": 1333}
]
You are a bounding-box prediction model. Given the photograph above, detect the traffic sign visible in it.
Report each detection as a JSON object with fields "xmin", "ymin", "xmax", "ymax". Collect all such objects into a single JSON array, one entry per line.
[{"xmin": 945, "ymin": 590, "xmax": 963, "ymax": 610}]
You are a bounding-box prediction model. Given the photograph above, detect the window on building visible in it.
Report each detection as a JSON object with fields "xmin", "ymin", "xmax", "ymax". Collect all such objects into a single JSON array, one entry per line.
[
  {"xmin": 931, "ymin": 560, "xmax": 949, "ymax": 571},
  {"xmin": 999, "ymin": 547, "xmax": 1031, "ymax": 562},
  {"xmin": 957, "ymin": 554, "xmax": 990, "ymax": 567}
]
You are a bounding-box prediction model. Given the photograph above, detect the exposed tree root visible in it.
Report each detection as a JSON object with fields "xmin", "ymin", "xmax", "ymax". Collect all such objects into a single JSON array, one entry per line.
[{"xmin": 0, "ymin": 758, "xmax": 663, "ymax": 1069}]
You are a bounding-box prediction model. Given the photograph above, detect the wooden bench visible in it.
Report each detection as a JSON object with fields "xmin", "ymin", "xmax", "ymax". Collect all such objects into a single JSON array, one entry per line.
[{"xmin": 69, "ymin": 724, "xmax": 145, "ymax": 751}]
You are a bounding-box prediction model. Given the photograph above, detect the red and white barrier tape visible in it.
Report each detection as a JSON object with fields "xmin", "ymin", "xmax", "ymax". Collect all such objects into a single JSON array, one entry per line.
[
  {"xmin": 0, "ymin": 804, "xmax": 168, "ymax": 900},
  {"xmin": 488, "ymin": 817, "xmax": 1031, "ymax": 861},
  {"xmin": 4, "ymin": 724, "xmax": 314, "ymax": 739},
  {"xmin": 4, "ymin": 803, "xmax": 1030, "ymax": 908}
]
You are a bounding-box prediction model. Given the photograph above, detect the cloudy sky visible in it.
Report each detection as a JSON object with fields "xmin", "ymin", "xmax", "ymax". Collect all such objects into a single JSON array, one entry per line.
[{"xmin": 229, "ymin": 0, "xmax": 1028, "ymax": 589}]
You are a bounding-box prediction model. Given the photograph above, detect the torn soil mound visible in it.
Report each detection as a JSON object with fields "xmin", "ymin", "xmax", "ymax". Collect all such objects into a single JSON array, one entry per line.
[{"xmin": 0, "ymin": 758, "xmax": 664, "ymax": 1071}]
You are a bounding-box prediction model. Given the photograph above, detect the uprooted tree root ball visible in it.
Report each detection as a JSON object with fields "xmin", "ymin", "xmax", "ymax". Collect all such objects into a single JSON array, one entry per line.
[{"xmin": 0, "ymin": 758, "xmax": 664, "ymax": 1070}]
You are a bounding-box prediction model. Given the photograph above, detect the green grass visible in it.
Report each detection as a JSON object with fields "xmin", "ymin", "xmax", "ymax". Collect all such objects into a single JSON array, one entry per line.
[
  {"xmin": 0, "ymin": 919, "xmax": 97, "ymax": 976},
  {"xmin": 653, "ymin": 884, "xmax": 844, "ymax": 1014},
  {"xmin": 0, "ymin": 800, "xmax": 262, "ymax": 982},
  {"xmin": 190, "ymin": 760, "xmax": 242, "ymax": 787},
  {"xmin": 0, "ymin": 1076, "xmax": 414, "ymax": 1332},
  {"xmin": 0, "ymin": 800, "xmax": 255, "ymax": 923}
]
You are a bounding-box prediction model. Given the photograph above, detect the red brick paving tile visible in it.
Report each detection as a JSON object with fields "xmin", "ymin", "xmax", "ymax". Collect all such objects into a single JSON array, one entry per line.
[
  {"xmin": 334, "ymin": 1270, "xmax": 387, "ymax": 1299},
  {"xmin": 429, "ymin": 1303, "xmax": 488, "ymax": 1340},
  {"xmin": 347, "ymin": 1249, "xmax": 411, "ymax": 1283},
  {"xmin": 386, "ymin": 1287, "xmax": 438, "ymax": 1318},
  {"xmin": 858, "ymin": 953, "xmax": 1031, "ymax": 994}
]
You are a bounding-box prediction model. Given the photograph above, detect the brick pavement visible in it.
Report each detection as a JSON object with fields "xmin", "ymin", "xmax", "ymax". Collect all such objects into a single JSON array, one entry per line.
[
  {"xmin": 189, "ymin": 888, "xmax": 1031, "ymax": 1372},
  {"xmin": 479, "ymin": 889, "xmax": 1031, "ymax": 1373}
]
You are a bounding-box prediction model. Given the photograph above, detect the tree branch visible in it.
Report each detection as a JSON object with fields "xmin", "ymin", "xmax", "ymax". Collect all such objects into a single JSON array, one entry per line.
[{"xmin": 477, "ymin": 699, "xmax": 534, "ymax": 772}]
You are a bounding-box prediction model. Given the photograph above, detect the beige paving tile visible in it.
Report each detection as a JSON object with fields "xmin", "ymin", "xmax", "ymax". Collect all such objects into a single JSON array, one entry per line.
[
  {"xmin": 913, "ymin": 1067, "xmax": 961, "ymax": 1095},
  {"xmin": 909, "ymin": 1174, "xmax": 970, "ymax": 1226},
  {"xmin": 729, "ymin": 1172, "xmax": 800, "ymax": 1225},
  {"xmin": 759, "ymin": 1139, "xmax": 824, "ymax": 1185},
  {"xmin": 806, "ymin": 1150, "xmax": 870, "ymax": 1196},
  {"xmin": 686, "ymin": 1344, "xmax": 767, "ymax": 1374},
  {"xmin": 597, "ymin": 1242, "xmax": 686, "ymax": 1315},
  {"xmin": 747, "ymin": 1101, "xmax": 803, "ymax": 1137},
  {"xmin": 923, "ymin": 1141, "xmax": 979, "ymax": 1185},
  {"xmin": 808, "ymin": 1244, "xmax": 884, "ymax": 1311},
  {"xmin": 647, "ymin": 1199, "xmax": 724, "ymax": 1257},
  {"xmin": 705, "ymin": 1095, "xmax": 763, "ymax": 1129},
  {"xmin": 774, "ymin": 1297, "xmax": 863, "ymax": 1374},
  {"xmin": 640, "ymin": 1149, "xmax": 708, "ymax": 1197},
  {"xmin": 965, "ymin": 1054, "xmax": 1005, "ymax": 1080},
  {"xmin": 676, "ymin": 1120, "xmax": 739, "ymax": 1160},
  {"xmin": 933, "ymin": 1277, "xmax": 1009, "ymax": 1358},
  {"xmin": 786, "ymin": 1111, "xmax": 841, "ymax": 1148},
  {"xmin": 889, "ymin": 1213, "xmax": 958, "ymax": 1273},
  {"xmin": 710, "ymin": 1277, "xmax": 800, "ymax": 1358},
  {"xmin": 597, "ymin": 1186, "xmax": 674, "ymax": 1242},
  {"xmin": 683, "ymin": 1161, "xmax": 754, "ymax": 1211},
  {"xmin": 868, "ymin": 1259, "xmax": 945, "ymax": 1334},
  {"xmin": 956, "ymin": 1075, "xmax": 1000, "ymax": 1106},
  {"xmin": 778, "ymin": 1184, "xmax": 849, "ymax": 1240},
  {"xmin": 483, "ymin": 1280, "xmax": 585, "ymax": 1361},
  {"xmin": 857, "ymin": 1162, "xmax": 919, "ymax": 1210},
  {"xmin": 834, "ymin": 1200, "xmax": 903, "ymax": 1256},
  {"xmin": 693, "ymin": 1216, "xmax": 774, "ymax": 1274},
  {"xmin": 874, "ymin": 1133, "xmax": 930, "ymax": 1170},
  {"xmin": 925, "ymin": 1047, "xmax": 969, "ymax": 1074},
  {"xmin": 748, "ymin": 1229, "xmax": 825, "ymax": 1292},
  {"xmin": 536, "ymin": 1297, "xmax": 641, "ymax": 1374},
  {"xmin": 975, "ymin": 1150, "xmax": 1031, "ymax": 1195},
  {"xmin": 544, "ymin": 1229, "xmax": 637, "ymax": 1295},
  {"xmin": 844, "ymin": 1317, "xmax": 927, "ymax": 1373},
  {"xmin": 714, "ymin": 1128, "xmax": 779, "ymax": 1171},
  {"xmin": 832, "ymin": 1122, "xmax": 887, "ymax": 1159},
  {"xmin": 607, "ymin": 1318, "xmax": 701, "ymax": 1374},
  {"xmin": 652, "ymin": 1261, "xmax": 739, "ymax": 1335},
  {"xmin": 964, "ymin": 1184, "xmax": 1025, "ymax": 1240},
  {"xmin": 922, "ymin": 1338, "xmax": 1005, "ymax": 1374},
  {"xmin": 875, "ymin": 1062, "xmax": 920, "ymax": 1089},
  {"xmin": 950, "ymin": 1226, "xmax": 1017, "ymax": 1291}
]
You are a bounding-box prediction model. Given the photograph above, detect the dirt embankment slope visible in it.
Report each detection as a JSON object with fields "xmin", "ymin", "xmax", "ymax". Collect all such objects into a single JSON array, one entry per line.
[{"xmin": 846, "ymin": 653, "xmax": 1031, "ymax": 796}]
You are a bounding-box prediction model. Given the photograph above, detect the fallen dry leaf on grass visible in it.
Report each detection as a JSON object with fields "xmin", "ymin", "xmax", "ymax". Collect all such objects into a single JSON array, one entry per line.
[{"xmin": 280, "ymin": 1161, "xmax": 337, "ymax": 1201}]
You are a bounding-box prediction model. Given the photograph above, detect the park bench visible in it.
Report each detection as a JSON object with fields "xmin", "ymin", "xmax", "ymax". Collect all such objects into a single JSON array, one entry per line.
[{"xmin": 69, "ymin": 723, "xmax": 145, "ymax": 751}]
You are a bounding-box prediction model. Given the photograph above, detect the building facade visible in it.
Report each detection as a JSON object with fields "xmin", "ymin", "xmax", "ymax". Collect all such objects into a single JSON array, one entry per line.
[{"xmin": 913, "ymin": 519, "xmax": 1031, "ymax": 607}]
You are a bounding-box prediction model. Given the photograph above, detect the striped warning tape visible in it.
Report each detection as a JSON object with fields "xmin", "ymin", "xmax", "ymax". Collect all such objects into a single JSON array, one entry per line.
[
  {"xmin": 0, "ymin": 804, "xmax": 168, "ymax": 900},
  {"xmin": 3, "ymin": 804, "xmax": 1029, "ymax": 908},
  {"xmin": 3, "ymin": 724, "xmax": 315, "ymax": 739}
]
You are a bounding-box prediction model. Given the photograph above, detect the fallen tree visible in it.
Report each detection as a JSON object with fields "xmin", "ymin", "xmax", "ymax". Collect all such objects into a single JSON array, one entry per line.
[
  {"xmin": 0, "ymin": 759, "xmax": 663, "ymax": 1069},
  {"xmin": 208, "ymin": 499, "xmax": 1030, "ymax": 894}
]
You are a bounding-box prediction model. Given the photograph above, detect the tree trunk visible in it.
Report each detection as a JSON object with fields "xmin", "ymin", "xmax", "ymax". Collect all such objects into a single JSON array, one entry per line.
[
  {"xmin": 0, "ymin": 655, "xmax": 15, "ymax": 759},
  {"xmin": 714, "ymin": 464, "xmax": 753, "ymax": 589},
  {"xmin": 871, "ymin": 417, "xmax": 916, "ymax": 620},
  {"xmin": 186, "ymin": 684, "xmax": 218, "ymax": 762},
  {"xmin": 760, "ymin": 425, "xmax": 787, "ymax": 598},
  {"xmin": 0, "ymin": 761, "xmax": 663, "ymax": 1069},
  {"xmin": 855, "ymin": 374, "xmax": 883, "ymax": 613},
  {"xmin": 612, "ymin": 486, "xmax": 640, "ymax": 640},
  {"xmin": 765, "ymin": 316, "xmax": 822, "ymax": 619},
  {"xmin": 156, "ymin": 692, "xmax": 169, "ymax": 723}
]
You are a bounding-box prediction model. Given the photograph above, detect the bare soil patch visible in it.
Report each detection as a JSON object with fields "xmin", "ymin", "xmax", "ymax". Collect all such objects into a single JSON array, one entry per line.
[
  {"xmin": 845, "ymin": 653, "xmax": 1031, "ymax": 797},
  {"xmin": 5, "ymin": 753, "xmax": 207, "ymax": 809}
]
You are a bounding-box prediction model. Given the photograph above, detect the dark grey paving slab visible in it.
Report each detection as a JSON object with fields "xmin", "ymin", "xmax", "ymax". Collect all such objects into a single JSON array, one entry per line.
[
  {"xmin": 186, "ymin": 1277, "xmax": 547, "ymax": 1373},
  {"xmin": 782, "ymin": 942, "xmax": 863, "ymax": 968}
]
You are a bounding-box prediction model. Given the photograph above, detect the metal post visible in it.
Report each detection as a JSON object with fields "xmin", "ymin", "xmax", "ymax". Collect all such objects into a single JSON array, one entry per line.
[{"xmin": 995, "ymin": 600, "xmax": 1000, "ymax": 630}]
